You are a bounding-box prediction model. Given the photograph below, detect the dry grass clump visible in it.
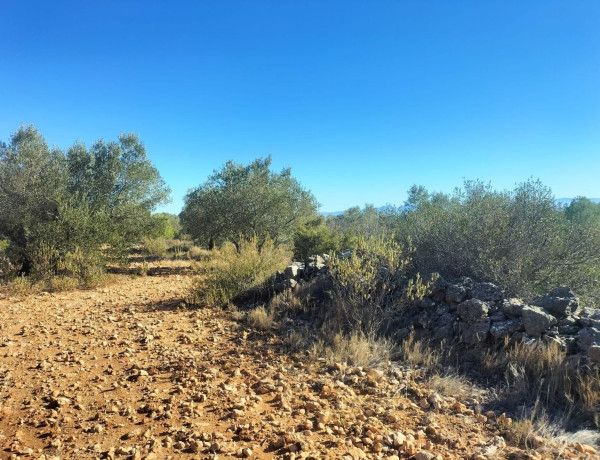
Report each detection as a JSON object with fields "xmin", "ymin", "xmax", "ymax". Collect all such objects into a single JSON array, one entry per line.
[
  {"xmin": 189, "ymin": 236, "xmax": 291, "ymax": 307},
  {"xmin": 395, "ymin": 333, "xmax": 442, "ymax": 369},
  {"xmin": 7, "ymin": 275, "xmax": 42, "ymax": 295},
  {"xmin": 187, "ymin": 245, "xmax": 211, "ymax": 261},
  {"xmin": 426, "ymin": 373, "xmax": 481, "ymax": 401},
  {"xmin": 310, "ymin": 332, "xmax": 393, "ymax": 368},
  {"xmin": 245, "ymin": 306, "xmax": 274, "ymax": 330},
  {"xmin": 48, "ymin": 276, "xmax": 80, "ymax": 292},
  {"xmin": 481, "ymin": 340, "xmax": 600, "ymax": 430}
]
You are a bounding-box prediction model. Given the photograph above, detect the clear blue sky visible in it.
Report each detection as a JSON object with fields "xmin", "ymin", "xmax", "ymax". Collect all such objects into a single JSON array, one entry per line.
[{"xmin": 1, "ymin": 1, "xmax": 599, "ymax": 214}]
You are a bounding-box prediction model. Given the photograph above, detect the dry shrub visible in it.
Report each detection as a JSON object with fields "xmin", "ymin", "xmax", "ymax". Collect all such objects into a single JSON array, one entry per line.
[
  {"xmin": 189, "ymin": 235, "xmax": 291, "ymax": 307},
  {"xmin": 48, "ymin": 276, "xmax": 79, "ymax": 292},
  {"xmin": 483, "ymin": 340, "xmax": 600, "ymax": 429},
  {"xmin": 187, "ymin": 245, "xmax": 210, "ymax": 261},
  {"xmin": 310, "ymin": 332, "xmax": 392, "ymax": 368},
  {"xmin": 245, "ymin": 306, "xmax": 274, "ymax": 330},
  {"xmin": 283, "ymin": 330, "xmax": 306, "ymax": 351},
  {"xmin": 7, "ymin": 275, "xmax": 41, "ymax": 295},
  {"xmin": 142, "ymin": 237, "xmax": 168, "ymax": 259}
]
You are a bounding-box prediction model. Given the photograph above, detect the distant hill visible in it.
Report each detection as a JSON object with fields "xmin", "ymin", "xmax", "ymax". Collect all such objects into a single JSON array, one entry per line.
[{"xmin": 321, "ymin": 205, "xmax": 401, "ymax": 216}]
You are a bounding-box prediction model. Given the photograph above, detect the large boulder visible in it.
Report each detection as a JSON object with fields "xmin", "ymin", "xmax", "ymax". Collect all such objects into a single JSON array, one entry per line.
[
  {"xmin": 446, "ymin": 284, "xmax": 467, "ymax": 304},
  {"xmin": 470, "ymin": 282, "xmax": 502, "ymax": 303},
  {"xmin": 457, "ymin": 299, "xmax": 489, "ymax": 322},
  {"xmin": 490, "ymin": 319, "xmax": 523, "ymax": 340},
  {"xmin": 531, "ymin": 286, "xmax": 578, "ymax": 318},
  {"xmin": 459, "ymin": 319, "xmax": 491, "ymax": 344},
  {"xmin": 521, "ymin": 306, "xmax": 557, "ymax": 337},
  {"xmin": 502, "ymin": 298, "xmax": 525, "ymax": 317},
  {"xmin": 577, "ymin": 327, "xmax": 600, "ymax": 351}
]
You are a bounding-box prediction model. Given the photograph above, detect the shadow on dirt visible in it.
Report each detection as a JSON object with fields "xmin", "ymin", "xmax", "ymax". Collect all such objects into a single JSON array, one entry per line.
[{"xmin": 107, "ymin": 265, "xmax": 194, "ymax": 276}]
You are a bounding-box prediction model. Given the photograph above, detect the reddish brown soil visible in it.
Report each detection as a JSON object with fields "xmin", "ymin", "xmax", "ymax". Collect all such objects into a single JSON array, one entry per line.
[{"xmin": 0, "ymin": 263, "xmax": 596, "ymax": 459}]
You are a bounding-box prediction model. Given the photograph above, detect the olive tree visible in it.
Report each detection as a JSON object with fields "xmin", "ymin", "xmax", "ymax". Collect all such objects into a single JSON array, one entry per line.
[
  {"xmin": 0, "ymin": 126, "xmax": 170, "ymax": 278},
  {"xmin": 180, "ymin": 156, "xmax": 318, "ymax": 250}
]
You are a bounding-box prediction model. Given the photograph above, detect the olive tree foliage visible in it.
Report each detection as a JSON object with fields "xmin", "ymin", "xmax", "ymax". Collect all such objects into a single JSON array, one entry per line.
[
  {"xmin": 399, "ymin": 179, "xmax": 600, "ymax": 298},
  {"xmin": 180, "ymin": 156, "xmax": 318, "ymax": 250},
  {"xmin": 564, "ymin": 197, "xmax": 600, "ymax": 227},
  {"xmin": 0, "ymin": 126, "xmax": 170, "ymax": 278}
]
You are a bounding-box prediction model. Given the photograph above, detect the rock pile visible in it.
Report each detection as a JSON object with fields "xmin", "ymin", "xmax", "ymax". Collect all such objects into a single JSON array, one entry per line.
[{"xmin": 275, "ymin": 257, "xmax": 600, "ymax": 364}]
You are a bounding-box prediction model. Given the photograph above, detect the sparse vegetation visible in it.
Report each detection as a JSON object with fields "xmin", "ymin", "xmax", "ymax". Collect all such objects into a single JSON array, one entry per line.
[{"xmin": 189, "ymin": 235, "xmax": 291, "ymax": 307}]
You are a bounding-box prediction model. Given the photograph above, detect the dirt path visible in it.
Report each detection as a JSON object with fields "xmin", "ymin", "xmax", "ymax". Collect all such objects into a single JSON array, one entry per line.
[{"xmin": 0, "ymin": 267, "xmax": 595, "ymax": 459}]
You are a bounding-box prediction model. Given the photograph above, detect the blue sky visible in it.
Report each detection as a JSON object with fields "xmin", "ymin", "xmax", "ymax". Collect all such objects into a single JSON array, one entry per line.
[{"xmin": 1, "ymin": 1, "xmax": 599, "ymax": 214}]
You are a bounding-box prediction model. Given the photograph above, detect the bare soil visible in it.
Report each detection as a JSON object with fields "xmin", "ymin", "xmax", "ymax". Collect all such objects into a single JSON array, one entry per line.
[{"xmin": 0, "ymin": 261, "xmax": 596, "ymax": 459}]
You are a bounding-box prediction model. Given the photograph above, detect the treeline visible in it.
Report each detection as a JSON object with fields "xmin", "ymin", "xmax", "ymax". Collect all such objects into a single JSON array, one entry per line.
[
  {"xmin": 295, "ymin": 183, "xmax": 600, "ymax": 300},
  {"xmin": 2, "ymin": 126, "xmax": 600, "ymax": 304},
  {"xmin": 178, "ymin": 157, "xmax": 600, "ymax": 303}
]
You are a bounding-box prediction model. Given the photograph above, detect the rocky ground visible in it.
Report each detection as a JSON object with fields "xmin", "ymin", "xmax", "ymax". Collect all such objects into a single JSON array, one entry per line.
[{"xmin": 0, "ymin": 261, "xmax": 597, "ymax": 459}]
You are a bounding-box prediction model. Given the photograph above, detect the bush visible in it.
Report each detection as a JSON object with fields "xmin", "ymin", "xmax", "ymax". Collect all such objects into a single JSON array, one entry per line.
[
  {"xmin": 327, "ymin": 237, "xmax": 433, "ymax": 336},
  {"xmin": 142, "ymin": 237, "xmax": 169, "ymax": 259},
  {"xmin": 7, "ymin": 275, "xmax": 41, "ymax": 295},
  {"xmin": 293, "ymin": 216, "xmax": 340, "ymax": 260},
  {"xmin": 189, "ymin": 235, "xmax": 291, "ymax": 307},
  {"xmin": 400, "ymin": 179, "xmax": 600, "ymax": 298}
]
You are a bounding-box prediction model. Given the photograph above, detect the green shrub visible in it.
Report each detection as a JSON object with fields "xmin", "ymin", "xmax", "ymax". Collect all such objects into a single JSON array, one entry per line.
[
  {"xmin": 293, "ymin": 216, "xmax": 340, "ymax": 260},
  {"xmin": 189, "ymin": 235, "xmax": 291, "ymax": 307},
  {"xmin": 400, "ymin": 179, "xmax": 600, "ymax": 298},
  {"xmin": 7, "ymin": 275, "xmax": 40, "ymax": 295},
  {"xmin": 328, "ymin": 237, "xmax": 433, "ymax": 336}
]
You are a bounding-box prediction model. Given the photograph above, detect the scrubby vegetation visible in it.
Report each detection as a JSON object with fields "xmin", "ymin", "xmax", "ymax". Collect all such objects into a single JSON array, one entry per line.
[
  {"xmin": 398, "ymin": 179, "xmax": 600, "ymax": 300},
  {"xmin": 188, "ymin": 235, "xmax": 291, "ymax": 307},
  {"xmin": 3, "ymin": 130, "xmax": 599, "ymax": 448}
]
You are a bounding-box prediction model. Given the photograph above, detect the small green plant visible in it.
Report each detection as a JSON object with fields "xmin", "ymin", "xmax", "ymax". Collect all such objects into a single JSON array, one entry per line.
[{"xmin": 189, "ymin": 235, "xmax": 291, "ymax": 307}]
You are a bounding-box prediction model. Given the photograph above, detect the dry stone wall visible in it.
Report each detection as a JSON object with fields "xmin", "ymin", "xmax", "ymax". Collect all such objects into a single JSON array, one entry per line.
[{"xmin": 274, "ymin": 256, "xmax": 600, "ymax": 365}]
